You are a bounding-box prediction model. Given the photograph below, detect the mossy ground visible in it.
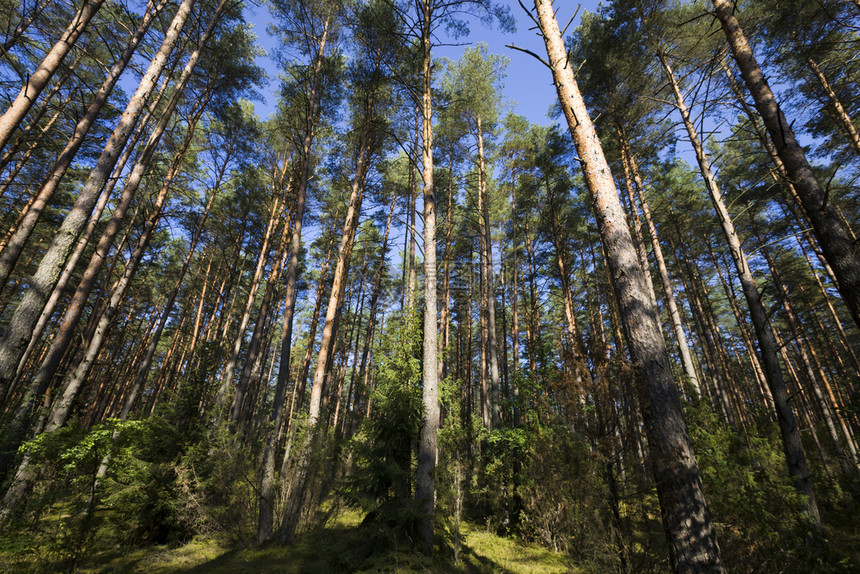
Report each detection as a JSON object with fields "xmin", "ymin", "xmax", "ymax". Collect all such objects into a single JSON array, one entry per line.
[{"xmin": 0, "ymin": 507, "xmax": 580, "ymax": 574}]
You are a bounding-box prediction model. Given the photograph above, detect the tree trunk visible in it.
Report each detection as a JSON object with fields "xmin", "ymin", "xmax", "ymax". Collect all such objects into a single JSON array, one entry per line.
[
  {"xmin": 0, "ymin": 79, "xmax": 209, "ymax": 488},
  {"xmin": 659, "ymin": 48, "xmax": 820, "ymax": 526},
  {"xmin": 807, "ymin": 57, "xmax": 860, "ymax": 156},
  {"xmin": 713, "ymin": 0, "xmax": 860, "ymax": 331},
  {"xmin": 11, "ymin": 74, "xmax": 171, "ymax": 387},
  {"xmin": 416, "ymin": 0, "xmax": 440, "ymax": 555},
  {"xmin": 618, "ymin": 127, "xmax": 701, "ymax": 397},
  {"xmin": 476, "ymin": 118, "xmax": 501, "ymax": 429},
  {"xmin": 0, "ymin": 0, "xmax": 106, "ymax": 152},
  {"xmin": 533, "ymin": 2, "xmax": 725, "ymax": 571},
  {"xmin": 0, "ymin": 0, "xmax": 197, "ymax": 402}
]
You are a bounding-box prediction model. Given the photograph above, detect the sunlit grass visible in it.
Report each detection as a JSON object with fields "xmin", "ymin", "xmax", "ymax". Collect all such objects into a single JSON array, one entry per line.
[{"xmin": 1, "ymin": 505, "xmax": 580, "ymax": 574}]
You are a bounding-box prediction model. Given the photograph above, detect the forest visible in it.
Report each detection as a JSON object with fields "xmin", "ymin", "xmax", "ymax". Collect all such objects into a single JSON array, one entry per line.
[{"xmin": 0, "ymin": 0, "xmax": 858, "ymax": 572}]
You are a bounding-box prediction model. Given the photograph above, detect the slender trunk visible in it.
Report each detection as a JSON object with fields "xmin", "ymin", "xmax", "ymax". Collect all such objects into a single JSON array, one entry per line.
[
  {"xmin": 617, "ymin": 135, "xmax": 657, "ymax": 305},
  {"xmin": 0, "ymin": 0, "xmax": 106, "ymax": 152},
  {"xmin": 306, "ymin": 129, "xmax": 372, "ymax": 426},
  {"xmin": 229, "ymin": 208, "xmax": 292, "ymax": 427},
  {"xmin": 660, "ymin": 49, "xmax": 820, "ymax": 525},
  {"xmin": 533, "ymin": 3, "xmax": 725, "ymax": 571},
  {"xmin": 12, "ymin": 74, "xmax": 171, "ymax": 385},
  {"xmin": 0, "ymin": 0, "xmax": 164, "ymax": 287},
  {"xmin": 279, "ymin": 117, "xmax": 375, "ymax": 543},
  {"xmin": 0, "ymin": 0, "xmax": 197, "ymax": 401},
  {"xmin": 440, "ymin": 154, "xmax": 454, "ymax": 379},
  {"xmin": 710, "ymin": 250, "xmax": 774, "ymax": 412},
  {"xmin": 0, "ymin": 103, "xmax": 199, "ymax": 519},
  {"xmin": 258, "ymin": 13, "xmax": 330, "ymax": 538},
  {"xmin": 0, "ymin": 82, "xmax": 209, "ymax": 487},
  {"xmin": 476, "ymin": 119, "xmax": 501, "ymax": 429},
  {"xmin": 758, "ymin": 242, "xmax": 858, "ymax": 475},
  {"xmin": 511, "ymin": 173, "xmax": 520, "ymax": 425},
  {"xmin": 713, "ymin": 0, "xmax": 860, "ymax": 331},
  {"xmin": 416, "ymin": 0, "xmax": 440, "ymax": 555},
  {"xmin": 618, "ymin": 127, "xmax": 700, "ymax": 397},
  {"xmin": 354, "ymin": 195, "xmax": 398, "ymax": 421},
  {"xmin": 807, "ymin": 58, "xmax": 860, "ymax": 156},
  {"xmin": 546, "ymin": 178, "xmax": 591, "ymax": 393}
]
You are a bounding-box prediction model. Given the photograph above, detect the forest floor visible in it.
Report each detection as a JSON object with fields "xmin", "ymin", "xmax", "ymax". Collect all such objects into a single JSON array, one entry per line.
[{"xmin": 1, "ymin": 507, "xmax": 580, "ymax": 573}]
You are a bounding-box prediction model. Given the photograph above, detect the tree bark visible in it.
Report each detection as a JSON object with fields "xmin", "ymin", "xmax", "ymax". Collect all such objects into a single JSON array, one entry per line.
[
  {"xmin": 416, "ymin": 0, "xmax": 440, "ymax": 555},
  {"xmin": 618, "ymin": 127, "xmax": 701, "ymax": 397},
  {"xmin": 0, "ymin": 0, "xmax": 106, "ymax": 152},
  {"xmin": 533, "ymin": 2, "xmax": 725, "ymax": 571},
  {"xmin": 659, "ymin": 48, "xmax": 820, "ymax": 526},
  {"xmin": 713, "ymin": 0, "xmax": 860, "ymax": 332}
]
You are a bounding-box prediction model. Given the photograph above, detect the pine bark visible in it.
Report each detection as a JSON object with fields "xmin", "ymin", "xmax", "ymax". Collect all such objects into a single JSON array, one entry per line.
[
  {"xmin": 618, "ymin": 128, "xmax": 701, "ymax": 397},
  {"xmin": 416, "ymin": 0, "xmax": 440, "ymax": 555},
  {"xmin": 712, "ymin": 0, "xmax": 860, "ymax": 331},
  {"xmin": 659, "ymin": 49, "xmax": 820, "ymax": 525},
  {"xmin": 0, "ymin": 0, "xmax": 106, "ymax": 152},
  {"xmin": 533, "ymin": 2, "xmax": 724, "ymax": 571},
  {"xmin": 476, "ymin": 118, "xmax": 501, "ymax": 429}
]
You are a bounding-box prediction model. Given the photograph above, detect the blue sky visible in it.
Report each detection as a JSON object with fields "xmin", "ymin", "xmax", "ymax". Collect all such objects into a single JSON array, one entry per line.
[{"xmin": 244, "ymin": 0, "xmax": 603, "ymax": 126}]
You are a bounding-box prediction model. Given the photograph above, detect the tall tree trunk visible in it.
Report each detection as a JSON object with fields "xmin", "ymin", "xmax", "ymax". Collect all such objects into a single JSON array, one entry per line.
[
  {"xmin": 278, "ymin": 118, "xmax": 374, "ymax": 543},
  {"xmin": 659, "ymin": 49, "xmax": 820, "ymax": 526},
  {"xmin": 807, "ymin": 57, "xmax": 860, "ymax": 156},
  {"xmin": 618, "ymin": 126, "xmax": 701, "ymax": 397},
  {"xmin": 713, "ymin": 0, "xmax": 860, "ymax": 331},
  {"xmin": 511, "ymin": 173, "xmax": 521, "ymax": 426},
  {"xmin": 416, "ymin": 0, "xmax": 440, "ymax": 555},
  {"xmin": 0, "ymin": 79, "xmax": 210, "ymax": 487},
  {"xmin": 306, "ymin": 129, "xmax": 372, "ymax": 426},
  {"xmin": 0, "ymin": 0, "xmax": 198, "ymax": 402},
  {"xmin": 476, "ymin": 118, "xmax": 501, "ymax": 429},
  {"xmin": 533, "ymin": 2, "xmax": 725, "ymax": 571},
  {"xmin": 0, "ymin": 0, "xmax": 106, "ymax": 152},
  {"xmin": 0, "ymin": 101, "xmax": 201, "ymax": 519},
  {"xmin": 257, "ymin": 12, "xmax": 332, "ymax": 537},
  {"xmin": 757, "ymin": 242, "xmax": 859, "ymax": 475}
]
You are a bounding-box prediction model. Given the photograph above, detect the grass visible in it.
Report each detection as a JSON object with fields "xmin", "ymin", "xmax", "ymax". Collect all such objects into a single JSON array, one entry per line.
[{"xmin": 0, "ymin": 506, "xmax": 582, "ymax": 574}]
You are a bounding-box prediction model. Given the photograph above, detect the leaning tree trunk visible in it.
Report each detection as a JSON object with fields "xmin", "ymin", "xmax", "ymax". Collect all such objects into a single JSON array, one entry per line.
[
  {"xmin": 712, "ymin": 0, "xmax": 860, "ymax": 332},
  {"xmin": 0, "ymin": 0, "xmax": 164, "ymax": 290},
  {"xmin": 659, "ymin": 49, "xmax": 820, "ymax": 526},
  {"xmin": 12, "ymin": 73, "xmax": 171, "ymax": 387},
  {"xmin": 278, "ymin": 119, "xmax": 374, "ymax": 544},
  {"xmin": 532, "ymin": 2, "xmax": 725, "ymax": 572},
  {"xmin": 0, "ymin": 0, "xmax": 106, "ymax": 152},
  {"xmin": 257, "ymin": 14, "xmax": 331, "ymax": 541},
  {"xmin": 807, "ymin": 58, "xmax": 860, "ymax": 157},
  {"xmin": 0, "ymin": 0, "xmax": 197, "ymax": 405}
]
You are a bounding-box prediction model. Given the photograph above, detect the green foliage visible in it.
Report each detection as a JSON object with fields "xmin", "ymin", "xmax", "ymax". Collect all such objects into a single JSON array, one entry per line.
[
  {"xmin": 687, "ymin": 405, "xmax": 840, "ymax": 573},
  {"xmin": 341, "ymin": 312, "xmax": 424, "ymax": 561}
]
